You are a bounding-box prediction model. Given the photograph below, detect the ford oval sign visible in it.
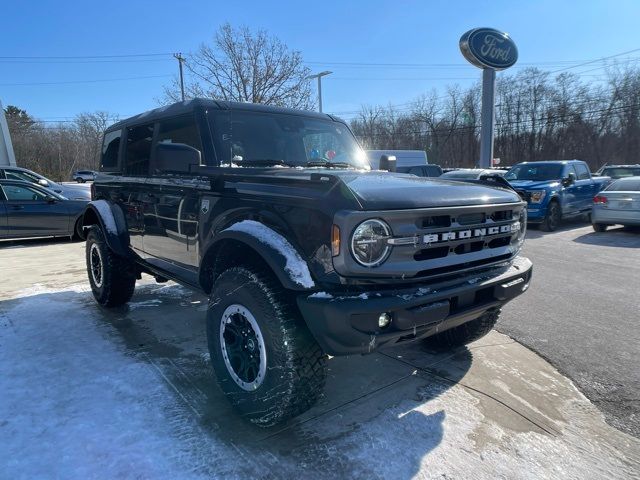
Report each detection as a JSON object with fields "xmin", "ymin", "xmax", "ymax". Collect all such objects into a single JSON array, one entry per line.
[{"xmin": 459, "ymin": 28, "xmax": 518, "ymax": 70}]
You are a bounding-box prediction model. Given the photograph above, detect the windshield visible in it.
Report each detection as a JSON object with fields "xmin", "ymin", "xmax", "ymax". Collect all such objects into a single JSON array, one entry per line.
[
  {"xmin": 602, "ymin": 167, "xmax": 640, "ymax": 178},
  {"xmin": 505, "ymin": 164, "xmax": 564, "ymax": 181},
  {"xmin": 605, "ymin": 177, "xmax": 640, "ymax": 191},
  {"xmin": 210, "ymin": 111, "xmax": 368, "ymax": 169},
  {"xmin": 441, "ymin": 170, "xmax": 480, "ymax": 179}
]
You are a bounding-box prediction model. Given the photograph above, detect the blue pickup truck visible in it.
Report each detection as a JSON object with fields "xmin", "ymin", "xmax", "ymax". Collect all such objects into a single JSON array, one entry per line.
[{"xmin": 505, "ymin": 160, "xmax": 610, "ymax": 231}]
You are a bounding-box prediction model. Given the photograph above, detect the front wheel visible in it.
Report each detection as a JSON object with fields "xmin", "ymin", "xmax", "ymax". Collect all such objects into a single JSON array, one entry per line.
[
  {"xmin": 423, "ymin": 309, "xmax": 500, "ymax": 350},
  {"xmin": 76, "ymin": 177, "xmax": 85, "ymax": 183},
  {"xmin": 540, "ymin": 202, "xmax": 561, "ymax": 232},
  {"xmin": 207, "ymin": 266, "xmax": 327, "ymax": 426},
  {"xmin": 592, "ymin": 223, "xmax": 607, "ymax": 232},
  {"xmin": 85, "ymin": 227, "xmax": 136, "ymax": 307}
]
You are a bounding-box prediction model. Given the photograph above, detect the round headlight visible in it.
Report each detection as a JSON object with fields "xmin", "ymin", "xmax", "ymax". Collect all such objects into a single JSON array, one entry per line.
[{"xmin": 350, "ymin": 219, "xmax": 392, "ymax": 267}]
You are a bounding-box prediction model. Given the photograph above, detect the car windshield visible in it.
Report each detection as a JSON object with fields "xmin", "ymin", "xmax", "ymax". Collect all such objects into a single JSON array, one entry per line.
[
  {"xmin": 505, "ymin": 164, "xmax": 564, "ymax": 181},
  {"xmin": 441, "ymin": 170, "xmax": 480, "ymax": 179},
  {"xmin": 210, "ymin": 111, "xmax": 368, "ymax": 169},
  {"xmin": 602, "ymin": 167, "xmax": 640, "ymax": 178}
]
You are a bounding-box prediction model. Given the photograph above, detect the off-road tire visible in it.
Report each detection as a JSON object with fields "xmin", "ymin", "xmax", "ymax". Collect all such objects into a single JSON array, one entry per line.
[
  {"xmin": 592, "ymin": 223, "xmax": 607, "ymax": 232},
  {"xmin": 85, "ymin": 226, "xmax": 136, "ymax": 307},
  {"xmin": 207, "ymin": 266, "xmax": 327, "ymax": 427},
  {"xmin": 423, "ymin": 309, "xmax": 500, "ymax": 350},
  {"xmin": 540, "ymin": 201, "xmax": 561, "ymax": 232}
]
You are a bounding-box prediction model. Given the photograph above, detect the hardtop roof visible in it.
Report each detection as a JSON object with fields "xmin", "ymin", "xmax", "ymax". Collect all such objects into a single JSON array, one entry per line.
[{"xmin": 106, "ymin": 98, "xmax": 335, "ymax": 131}]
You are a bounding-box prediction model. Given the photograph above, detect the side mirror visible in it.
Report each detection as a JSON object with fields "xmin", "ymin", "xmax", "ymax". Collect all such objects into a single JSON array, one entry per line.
[
  {"xmin": 153, "ymin": 142, "xmax": 202, "ymax": 174},
  {"xmin": 562, "ymin": 172, "xmax": 576, "ymax": 187},
  {"xmin": 38, "ymin": 178, "xmax": 49, "ymax": 187},
  {"xmin": 45, "ymin": 195, "xmax": 57, "ymax": 204},
  {"xmin": 379, "ymin": 155, "xmax": 397, "ymax": 172}
]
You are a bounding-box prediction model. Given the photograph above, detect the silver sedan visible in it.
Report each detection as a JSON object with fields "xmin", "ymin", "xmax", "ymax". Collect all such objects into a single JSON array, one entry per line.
[{"xmin": 592, "ymin": 176, "xmax": 640, "ymax": 232}]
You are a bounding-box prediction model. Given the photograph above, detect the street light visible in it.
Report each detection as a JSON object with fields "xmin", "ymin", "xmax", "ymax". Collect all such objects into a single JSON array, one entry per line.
[{"xmin": 306, "ymin": 71, "xmax": 332, "ymax": 113}]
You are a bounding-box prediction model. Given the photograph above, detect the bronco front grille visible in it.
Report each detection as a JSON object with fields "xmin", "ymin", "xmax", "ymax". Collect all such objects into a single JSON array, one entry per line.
[{"xmin": 333, "ymin": 201, "xmax": 527, "ymax": 281}]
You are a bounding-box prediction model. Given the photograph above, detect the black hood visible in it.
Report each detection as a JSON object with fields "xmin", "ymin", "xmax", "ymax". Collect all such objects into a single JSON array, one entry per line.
[{"xmin": 335, "ymin": 171, "xmax": 521, "ymax": 210}]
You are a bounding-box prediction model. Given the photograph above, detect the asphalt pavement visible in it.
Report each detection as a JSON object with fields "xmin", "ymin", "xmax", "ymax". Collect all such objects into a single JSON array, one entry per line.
[{"xmin": 499, "ymin": 220, "xmax": 640, "ymax": 438}]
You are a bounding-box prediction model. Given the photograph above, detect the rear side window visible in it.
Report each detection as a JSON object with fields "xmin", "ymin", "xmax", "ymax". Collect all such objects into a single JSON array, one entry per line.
[
  {"xmin": 101, "ymin": 130, "xmax": 121, "ymax": 171},
  {"xmin": 574, "ymin": 163, "xmax": 590, "ymax": 180},
  {"xmin": 156, "ymin": 115, "xmax": 202, "ymax": 151},
  {"xmin": 125, "ymin": 123, "xmax": 155, "ymax": 176}
]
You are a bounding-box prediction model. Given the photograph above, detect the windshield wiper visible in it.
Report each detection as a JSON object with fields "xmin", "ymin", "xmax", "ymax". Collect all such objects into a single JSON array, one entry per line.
[{"xmin": 306, "ymin": 160, "xmax": 353, "ymax": 169}]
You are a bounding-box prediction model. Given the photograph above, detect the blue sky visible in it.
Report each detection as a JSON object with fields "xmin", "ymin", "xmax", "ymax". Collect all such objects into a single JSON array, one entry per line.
[{"xmin": 1, "ymin": 0, "xmax": 639, "ymax": 124}]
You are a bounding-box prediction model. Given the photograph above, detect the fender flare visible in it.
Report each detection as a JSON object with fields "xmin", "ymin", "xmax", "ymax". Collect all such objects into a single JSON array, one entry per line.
[
  {"xmin": 82, "ymin": 200, "xmax": 130, "ymax": 257},
  {"xmin": 203, "ymin": 221, "xmax": 316, "ymax": 291}
]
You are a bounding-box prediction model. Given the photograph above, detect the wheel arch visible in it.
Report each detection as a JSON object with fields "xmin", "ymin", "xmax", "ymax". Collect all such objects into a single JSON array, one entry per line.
[
  {"xmin": 199, "ymin": 226, "xmax": 315, "ymax": 294},
  {"xmin": 81, "ymin": 200, "xmax": 130, "ymax": 257}
]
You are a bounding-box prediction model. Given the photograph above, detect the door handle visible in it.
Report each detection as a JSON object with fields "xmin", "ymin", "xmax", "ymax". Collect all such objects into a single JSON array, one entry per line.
[{"xmin": 11, "ymin": 205, "xmax": 24, "ymax": 210}]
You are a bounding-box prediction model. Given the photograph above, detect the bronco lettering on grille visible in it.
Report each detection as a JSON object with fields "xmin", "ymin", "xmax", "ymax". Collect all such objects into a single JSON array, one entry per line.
[{"xmin": 388, "ymin": 222, "xmax": 520, "ymax": 246}]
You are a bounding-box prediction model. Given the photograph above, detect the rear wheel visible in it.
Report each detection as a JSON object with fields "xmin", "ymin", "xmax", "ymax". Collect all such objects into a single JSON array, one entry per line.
[
  {"xmin": 540, "ymin": 201, "xmax": 561, "ymax": 232},
  {"xmin": 592, "ymin": 223, "xmax": 607, "ymax": 232},
  {"xmin": 85, "ymin": 227, "xmax": 136, "ymax": 307},
  {"xmin": 423, "ymin": 309, "xmax": 500, "ymax": 350},
  {"xmin": 76, "ymin": 177, "xmax": 85, "ymax": 183},
  {"xmin": 207, "ymin": 265, "xmax": 327, "ymax": 426}
]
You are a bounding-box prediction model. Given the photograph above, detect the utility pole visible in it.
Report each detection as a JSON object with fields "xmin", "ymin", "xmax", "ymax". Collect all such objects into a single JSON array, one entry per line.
[
  {"xmin": 173, "ymin": 53, "xmax": 186, "ymax": 101},
  {"xmin": 306, "ymin": 71, "xmax": 332, "ymax": 113}
]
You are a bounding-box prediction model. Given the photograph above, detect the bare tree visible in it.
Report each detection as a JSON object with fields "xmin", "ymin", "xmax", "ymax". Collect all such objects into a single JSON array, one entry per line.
[{"xmin": 163, "ymin": 24, "xmax": 314, "ymax": 109}]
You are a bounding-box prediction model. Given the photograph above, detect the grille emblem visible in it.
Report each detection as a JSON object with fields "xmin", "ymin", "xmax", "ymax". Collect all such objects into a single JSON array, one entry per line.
[{"xmin": 388, "ymin": 222, "xmax": 520, "ymax": 246}]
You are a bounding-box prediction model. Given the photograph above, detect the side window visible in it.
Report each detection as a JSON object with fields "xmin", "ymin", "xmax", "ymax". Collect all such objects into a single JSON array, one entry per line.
[
  {"xmin": 408, "ymin": 167, "xmax": 425, "ymax": 177},
  {"xmin": 3, "ymin": 184, "xmax": 48, "ymax": 201},
  {"xmin": 565, "ymin": 165, "xmax": 578, "ymax": 179},
  {"xmin": 574, "ymin": 163, "xmax": 590, "ymax": 180},
  {"xmin": 124, "ymin": 123, "xmax": 155, "ymax": 176},
  {"xmin": 156, "ymin": 115, "xmax": 202, "ymax": 151},
  {"xmin": 101, "ymin": 130, "xmax": 121, "ymax": 171}
]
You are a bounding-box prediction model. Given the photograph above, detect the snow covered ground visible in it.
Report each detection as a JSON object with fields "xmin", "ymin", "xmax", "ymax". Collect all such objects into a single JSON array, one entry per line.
[{"xmin": 1, "ymin": 277, "xmax": 639, "ymax": 479}]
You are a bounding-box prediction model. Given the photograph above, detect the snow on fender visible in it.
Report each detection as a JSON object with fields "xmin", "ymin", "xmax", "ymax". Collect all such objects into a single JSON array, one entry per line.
[{"xmin": 223, "ymin": 220, "xmax": 315, "ymax": 289}]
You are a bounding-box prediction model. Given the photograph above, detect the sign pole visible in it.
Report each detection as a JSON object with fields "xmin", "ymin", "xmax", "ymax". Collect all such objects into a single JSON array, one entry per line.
[{"xmin": 479, "ymin": 68, "xmax": 496, "ymax": 168}]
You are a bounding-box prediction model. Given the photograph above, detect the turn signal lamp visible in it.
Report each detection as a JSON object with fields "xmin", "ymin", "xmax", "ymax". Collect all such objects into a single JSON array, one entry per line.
[{"xmin": 331, "ymin": 224, "xmax": 341, "ymax": 257}]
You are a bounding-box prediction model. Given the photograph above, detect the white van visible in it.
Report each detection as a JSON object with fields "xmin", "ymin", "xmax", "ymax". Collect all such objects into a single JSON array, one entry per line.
[{"xmin": 366, "ymin": 150, "xmax": 428, "ymax": 169}]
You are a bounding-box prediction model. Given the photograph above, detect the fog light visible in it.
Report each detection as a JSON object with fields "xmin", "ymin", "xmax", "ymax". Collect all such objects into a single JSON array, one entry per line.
[{"xmin": 378, "ymin": 312, "xmax": 392, "ymax": 328}]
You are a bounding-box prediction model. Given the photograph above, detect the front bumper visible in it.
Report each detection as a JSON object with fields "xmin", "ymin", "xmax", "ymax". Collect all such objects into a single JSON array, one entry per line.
[
  {"xmin": 297, "ymin": 256, "xmax": 532, "ymax": 356},
  {"xmin": 526, "ymin": 205, "xmax": 546, "ymax": 222}
]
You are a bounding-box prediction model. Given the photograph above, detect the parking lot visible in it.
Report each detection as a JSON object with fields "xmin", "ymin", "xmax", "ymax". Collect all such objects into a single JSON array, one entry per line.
[{"xmin": 1, "ymin": 224, "xmax": 639, "ymax": 479}]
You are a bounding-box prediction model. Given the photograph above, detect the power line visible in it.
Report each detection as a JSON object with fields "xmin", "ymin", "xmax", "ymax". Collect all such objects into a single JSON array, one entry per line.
[
  {"xmin": 0, "ymin": 74, "xmax": 172, "ymax": 86},
  {"xmin": 550, "ymin": 47, "xmax": 640, "ymax": 73},
  {"xmin": 0, "ymin": 53, "xmax": 172, "ymax": 59}
]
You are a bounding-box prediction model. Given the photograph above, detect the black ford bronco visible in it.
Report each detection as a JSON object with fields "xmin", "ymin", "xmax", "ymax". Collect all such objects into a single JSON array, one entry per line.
[{"xmin": 81, "ymin": 99, "xmax": 532, "ymax": 426}]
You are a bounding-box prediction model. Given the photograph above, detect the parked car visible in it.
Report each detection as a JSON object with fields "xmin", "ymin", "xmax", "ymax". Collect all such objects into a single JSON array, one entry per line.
[
  {"xmin": 80, "ymin": 98, "xmax": 531, "ymax": 426},
  {"xmin": 0, "ymin": 179, "xmax": 87, "ymax": 240},
  {"xmin": 440, "ymin": 168, "xmax": 508, "ymax": 180},
  {"xmin": 366, "ymin": 149, "xmax": 428, "ymax": 170},
  {"xmin": 505, "ymin": 160, "xmax": 610, "ymax": 231},
  {"xmin": 592, "ymin": 176, "xmax": 640, "ymax": 232},
  {"xmin": 0, "ymin": 166, "xmax": 91, "ymax": 200},
  {"xmin": 396, "ymin": 164, "xmax": 443, "ymax": 177},
  {"xmin": 72, "ymin": 170, "xmax": 97, "ymax": 183},
  {"xmin": 594, "ymin": 164, "xmax": 640, "ymax": 180}
]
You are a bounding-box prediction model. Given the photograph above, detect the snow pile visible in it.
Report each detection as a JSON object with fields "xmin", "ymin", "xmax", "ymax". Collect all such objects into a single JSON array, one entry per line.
[{"xmin": 224, "ymin": 220, "xmax": 315, "ymax": 288}]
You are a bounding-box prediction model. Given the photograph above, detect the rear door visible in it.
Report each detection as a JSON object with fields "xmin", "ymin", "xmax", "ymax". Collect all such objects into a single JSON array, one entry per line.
[
  {"xmin": 562, "ymin": 165, "xmax": 581, "ymax": 215},
  {"xmin": 142, "ymin": 114, "xmax": 203, "ymax": 272},
  {"xmin": 573, "ymin": 163, "xmax": 594, "ymax": 211},
  {"xmin": 1, "ymin": 183, "xmax": 69, "ymax": 237}
]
